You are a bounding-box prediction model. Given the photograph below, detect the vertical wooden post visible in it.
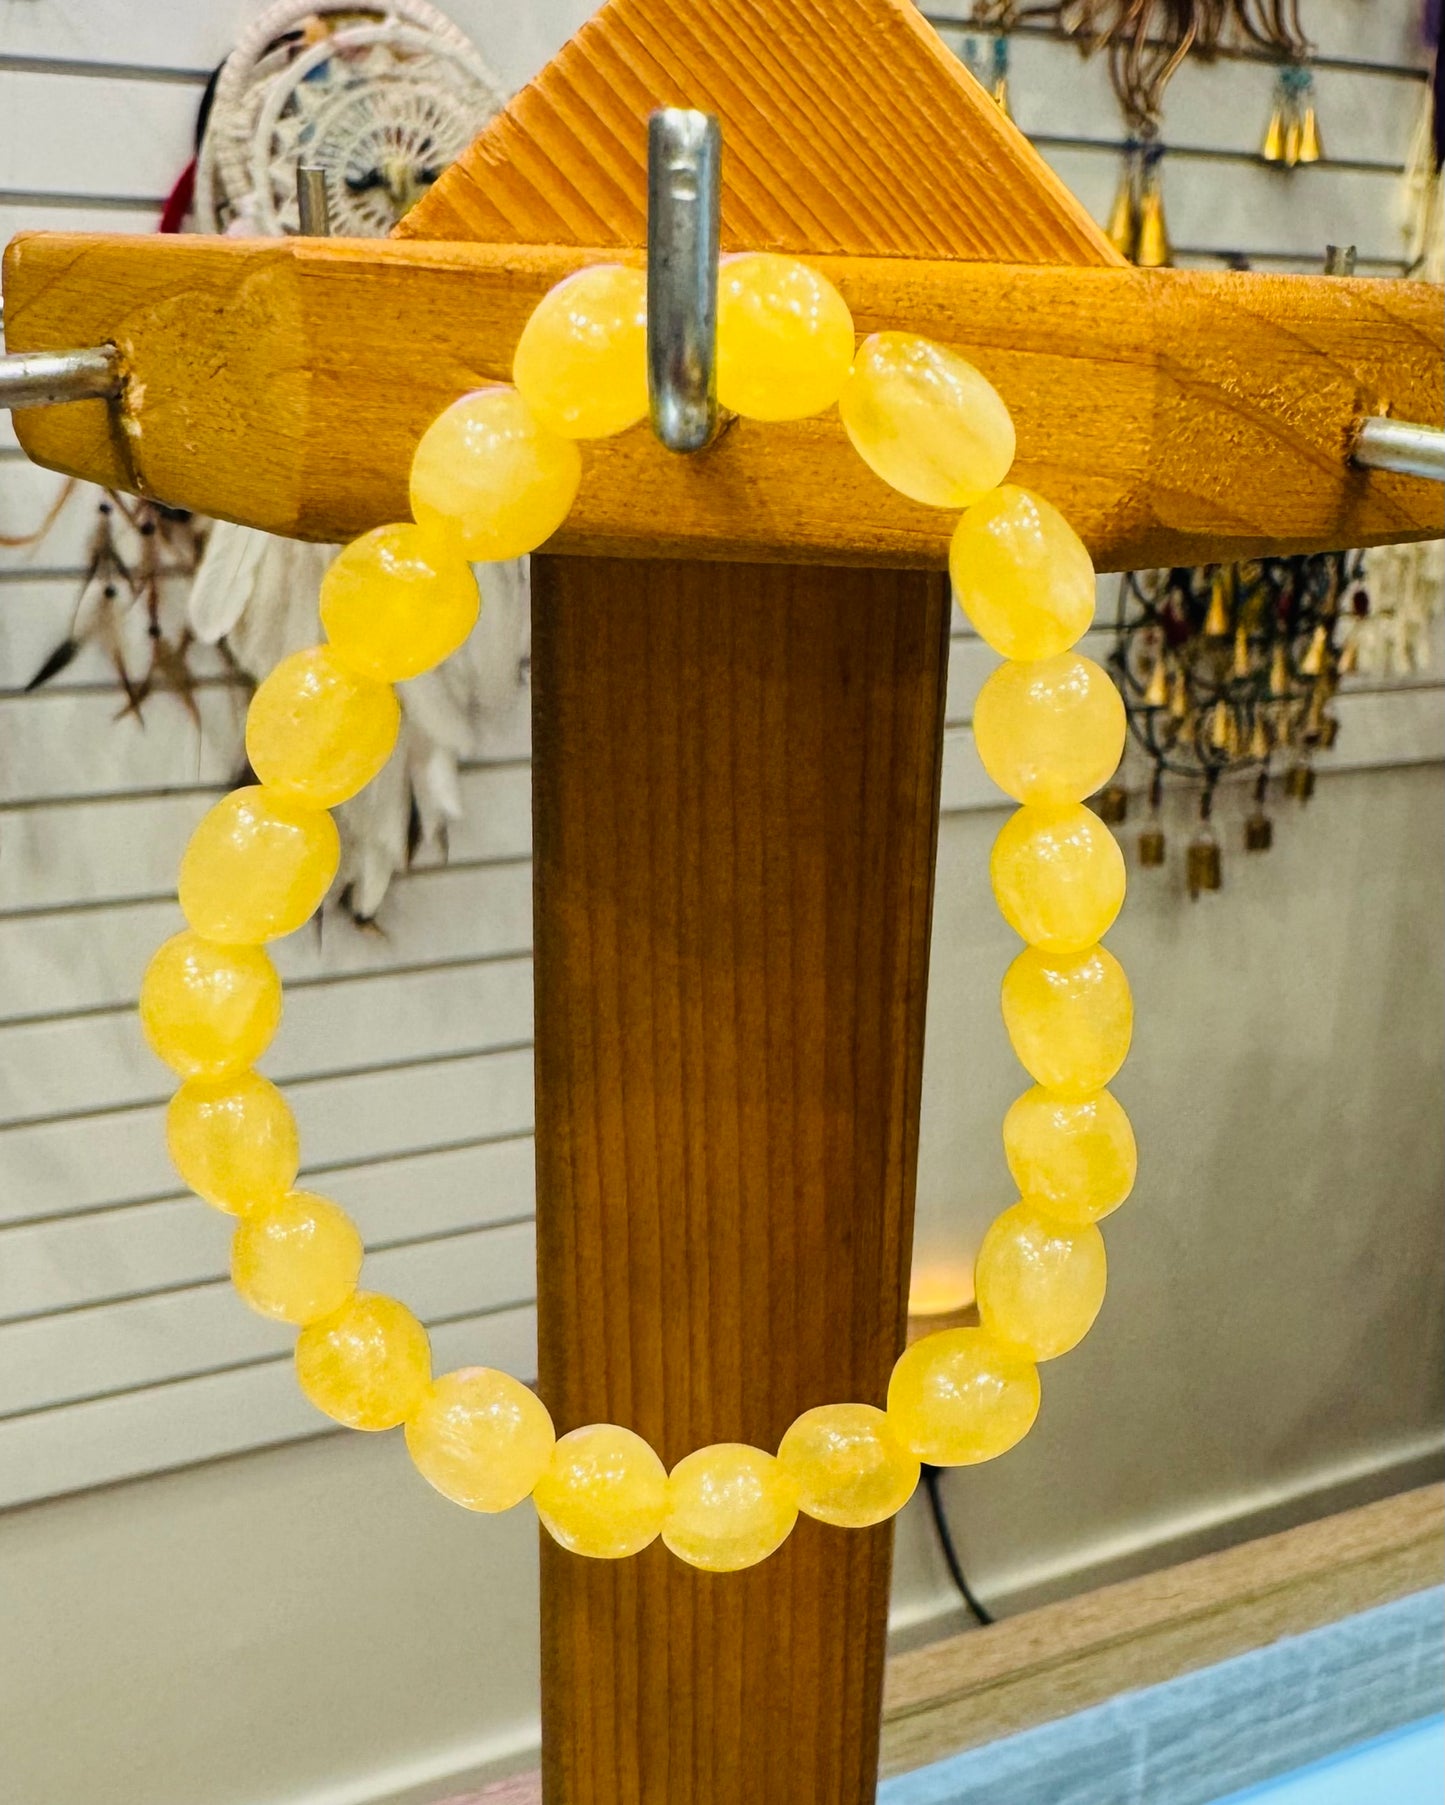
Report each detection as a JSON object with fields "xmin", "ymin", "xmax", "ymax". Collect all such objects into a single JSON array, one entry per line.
[{"xmin": 531, "ymin": 556, "xmax": 950, "ymax": 1802}]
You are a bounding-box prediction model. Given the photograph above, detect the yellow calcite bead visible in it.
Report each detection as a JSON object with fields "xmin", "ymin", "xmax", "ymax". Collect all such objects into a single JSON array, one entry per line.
[
  {"xmin": 533, "ymin": 1422, "xmax": 669, "ymax": 1558},
  {"xmin": 410, "ymin": 387, "xmax": 582, "ymax": 561},
  {"xmin": 166, "ymin": 1071, "xmax": 299, "ymax": 1213},
  {"xmin": 664, "ymin": 1443, "xmax": 800, "ymax": 1572},
  {"xmin": 230, "ymin": 1189, "xmax": 363, "ymax": 1325},
  {"xmin": 406, "ymin": 1368, "xmax": 556, "ymax": 1513},
  {"xmin": 1003, "ymin": 1086, "xmax": 1137, "ymax": 1226},
  {"xmin": 320, "ymin": 523, "xmax": 479, "ymax": 684},
  {"xmin": 1001, "ymin": 945, "xmax": 1133, "ymax": 1099},
  {"xmin": 512, "ymin": 263, "xmax": 648, "ymax": 439},
  {"xmin": 294, "ymin": 1291, "xmax": 431, "ymax": 1431},
  {"xmin": 245, "ymin": 646, "xmax": 400, "ymax": 809},
  {"xmin": 950, "ymin": 486, "xmax": 1096, "ymax": 660},
  {"xmin": 839, "ymin": 332, "xmax": 1015, "ymax": 508},
  {"xmin": 179, "ymin": 785, "xmax": 339, "ymax": 945},
  {"xmin": 887, "ymin": 1327, "xmax": 1040, "ymax": 1466},
  {"xmin": 973, "ymin": 654, "xmax": 1126, "ymax": 805},
  {"xmin": 140, "ymin": 931, "xmax": 282, "ymax": 1078},
  {"xmin": 777, "ymin": 1402, "xmax": 919, "ymax": 1528},
  {"xmin": 715, "ymin": 252, "xmax": 855, "ymax": 421},
  {"xmin": 990, "ymin": 803, "xmax": 1126, "ymax": 953},
  {"xmin": 975, "ymin": 1201, "xmax": 1107, "ymax": 1361}
]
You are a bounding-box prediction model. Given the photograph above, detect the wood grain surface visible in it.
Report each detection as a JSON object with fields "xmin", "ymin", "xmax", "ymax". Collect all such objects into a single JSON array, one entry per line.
[
  {"xmin": 881, "ymin": 1482, "xmax": 1445, "ymax": 1777},
  {"xmin": 530, "ymin": 557, "xmax": 950, "ymax": 1802},
  {"xmin": 394, "ymin": 0, "xmax": 1118, "ymax": 266},
  {"xmin": 6, "ymin": 234, "xmax": 1440, "ymax": 567}
]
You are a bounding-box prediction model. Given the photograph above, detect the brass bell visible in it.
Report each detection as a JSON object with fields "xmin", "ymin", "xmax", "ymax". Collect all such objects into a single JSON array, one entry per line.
[
  {"xmin": 1245, "ymin": 812, "xmax": 1274, "ymax": 852},
  {"xmin": 1138, "ymin": 825, "xmax": 1167, "ymax": 867},
  {"xmin": 1187, "ymin": 830, "xmax": 1223, "ymax": 898},
  {"xmin": 1096, "ymin": 783, "xmax": 1129, "ymax": 825},
  {"xmin": 1285, "ymin": 762, "xmax": 1316, "ymax": 803}
]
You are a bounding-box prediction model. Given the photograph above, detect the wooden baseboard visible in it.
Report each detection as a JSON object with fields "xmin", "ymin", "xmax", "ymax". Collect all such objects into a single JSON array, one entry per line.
[{"xmin": 881, "ymin": 1482, "xmax": 1445, "ymax": 1778}]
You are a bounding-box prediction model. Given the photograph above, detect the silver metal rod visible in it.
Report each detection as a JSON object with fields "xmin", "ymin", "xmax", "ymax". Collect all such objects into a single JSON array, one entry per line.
[
  {"xmin": 646, "ymin": 109, "xmax": 721, "ymax": 454},
  {"xmin": 1353, "ymin": 417, "xmax": 1445, "ymax": 484},
  {"xmin": 0, "ymin": 344, "xmax": 121, "ymax": 411},
  {"xmin": 296, "ymin": 165, "xmax": 332, "ymax": 238}
]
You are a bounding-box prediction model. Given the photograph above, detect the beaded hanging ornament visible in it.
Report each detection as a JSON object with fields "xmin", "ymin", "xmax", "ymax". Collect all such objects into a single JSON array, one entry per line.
[{"xmin": 139, "ymin": 254, "xmax": 1136, "ymax": 1573}]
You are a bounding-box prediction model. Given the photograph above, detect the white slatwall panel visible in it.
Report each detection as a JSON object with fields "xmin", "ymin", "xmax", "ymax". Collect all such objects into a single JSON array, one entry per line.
[{"xmin": 0, "ymin": 0, "xmax": 1439, "ymax": 1512}]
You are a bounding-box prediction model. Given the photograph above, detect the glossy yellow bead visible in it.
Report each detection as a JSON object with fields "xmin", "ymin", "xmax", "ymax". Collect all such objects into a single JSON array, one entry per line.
[
  {"xmin": 887, "ymin": 1327, "xmax": 1040, "ymax": 1466},
  {"xmin": 777, "ymin": 1402, "xmax": 919, "ymax": 1528},
  {"xmin": 533, "ymin": 1423, "xmax": 669, "ymax": 1558},
  {"xmin": 973, "ymin": 654, "xmax": 1126, "ymax": 805},
  {"xmin": 975, "ymin": 1200, "xmax": 1107, "ymax": 1361},
  {"xmin": 245, "ymin": 646, "xmax": 400, "ymax": 809},
  {"xmin": 166, "ymin": 1071, "xmax": 299, "ymax": 1213},
  {"xmin": 406, "ymin": 1368, "xmax": 556, "ymax": 1513},
  {"xmin": 664, "ymin": 1443, "xmax": 800, "ymax": 1572},
  {"xmin": 230, "ymin": 1190, "xmax": 363, "ymax": 1325},
  {"xmin": 950, "ymin": 486, "xmax": 1096, "ymax": 660},
  {"xmin": 715, "ymin": 253, "xmax": 855, "ymax": 421},
  {"xmin": 990, "ymin": 803, "xmax": 1126, "ymax": 953},
  {"xmin": 179, "ymin": 785, "xmax": 339, "ymax": 945},
  {"xmin": 1001, "ymin": 945, "xmax": 1133, "ymax": 1099},
  {"xmin": 512, "ymin": 263, "xmax": 648, "ymax": 439},
  {"xmin": 294, "ymin": 1291, "xmax": 431, "ymax": 1431},
  {"xmin": 410, "ymin": 387, "xmax": 582, "ymax": 561},
  {"xmin": 320, "ymin": 523, "xmax": 479, "ymax": 683},
  {"xmin": 140, "ymin": 931, "xmax": 282, "ymax": 1078},
  {"xmin": 1003, "ymin": 1086, "xmax": 1137, "ymax": 1226},
  {"xmin": 839, "ymin": 331, "xmax": 1015, "ymax": 508}
]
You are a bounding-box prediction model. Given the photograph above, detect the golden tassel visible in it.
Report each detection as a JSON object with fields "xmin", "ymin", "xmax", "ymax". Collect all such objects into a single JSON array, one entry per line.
[
  {"xmin": 1297, "ymin": 100, "xmax": 1322, "ymax": 163},
  {"xmin": 1135, "ymin": 175, "xmax": 1171, "ymax": 268},
  {"xmin": 1169, "ymin": 667, "xmax": 1190, "ymax": 719},
  {"xmin": 993, "ymin": 72, "xmax": 1012, "ymax": 118},
  {"xmin": 1144, "ymin": 654, "xmax": 1170, "ymax": 708},
  {"xmin": 1283, "ymin": 108, "xmax": 1304, "ymax": 168},
  {"xmin": 1106, "ymin": 159, "xmax": 1138, "ymax": 259},
  {"xmin": 1269, "ymin": 642, "xmax": 1290, "ymax": 697},
  {"xmin": 1204, "ymin": 571, "xmax": 1231, "ymax": 637},
  {"xmin": 1261, "ymin": 94, "xmax": 1287, "ymax": 163},
  {"xmin": 1232, "ymin": 625, "xmax": 1252, "ymax": 678},
  {"xmin": 1248, "ymin": 712, "xmax": 1272, "ymax": 760},
  {"xmin": 1300, "ymin": 623, "xmax": 1329, "ymax": 677}
]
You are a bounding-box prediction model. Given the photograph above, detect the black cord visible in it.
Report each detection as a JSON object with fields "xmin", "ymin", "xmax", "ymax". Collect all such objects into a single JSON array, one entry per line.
[{"xmin": 921, "ymin": 1465, "xmax": 995, "ymax": 1627}]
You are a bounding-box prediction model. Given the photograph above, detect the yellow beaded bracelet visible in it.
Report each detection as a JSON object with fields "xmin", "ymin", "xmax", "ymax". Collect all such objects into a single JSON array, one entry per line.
[{"xmin": 139, "ymin": 251, "xmax": 1135, "ymax": 1574}]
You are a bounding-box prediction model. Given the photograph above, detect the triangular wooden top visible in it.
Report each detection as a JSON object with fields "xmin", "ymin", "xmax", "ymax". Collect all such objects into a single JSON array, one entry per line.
[{"xmin": 396, "ymin": 0, "xmax": 1120, "ymax": 266}]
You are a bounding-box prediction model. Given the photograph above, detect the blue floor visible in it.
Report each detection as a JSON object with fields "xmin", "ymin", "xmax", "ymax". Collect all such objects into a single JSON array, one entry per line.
[{"xmin": 1207, "ymin": 1717, "xmax": 1444, "ymax": 1805}]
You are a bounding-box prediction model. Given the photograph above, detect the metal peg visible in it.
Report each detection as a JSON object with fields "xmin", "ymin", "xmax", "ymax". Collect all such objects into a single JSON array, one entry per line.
[
  {"xmin": 0, "ymin": 344, "xmax": 121, "ymax": 411},
  {"xmin": 646, "ymin": 109, "xmax": 721, "ymax": 453},
  {"xmin": 1323, "ymin": 244, "xmax": 1357, "ymax": 276},
  {"xmin": 1353, "ymin": 417, "xmax": 1445, "ymax": 484},
  {"xmin": 296, "ymin": 165, "xmax": 333, "ymax": 238}
]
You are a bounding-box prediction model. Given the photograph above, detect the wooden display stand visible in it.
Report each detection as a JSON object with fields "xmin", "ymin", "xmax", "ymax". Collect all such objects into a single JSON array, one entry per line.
[{"xmin": 2, "ymin": 2, "xmax": 1441, "ymax": 1801}]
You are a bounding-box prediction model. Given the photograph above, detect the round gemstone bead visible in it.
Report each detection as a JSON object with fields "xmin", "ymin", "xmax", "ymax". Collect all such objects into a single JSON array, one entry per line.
[
  {"xmin": 990, "ymin": 803, "xmax": 1126, "ymax": 953},
  {"xmin": 1003, "ymin": 1087, "xmax": 1137, "ymax": 1226},
  {"xmin": 715, "ymin": 252, "xmax": 855, "ymax": 421},
  {"xmin": 950, "ymin": 486, "xmax": 1096, "ymax": 660},
  {"xmin": 664, "ymin": 1443, "xmax": 800, "ymax": 1572},
  {"xmin": 777, "ymin": 1402, "xmax": 919, "ymax": 1528},
  {"xmin": 887, "ymin": 1327, "xmax": 1040, "ymax": 1466},
  {"xmin": 166, "ymin": 1071, "xmax": 299, "ymax": 1213},
  {"xmin": 140, "ymin": 931, "xmax": 282, "ymax": 1078},
  {"xmin": 294, "ymin": 1292, "xmax": 431, "ymax": 1431},
  {"xmin": 1001, "ymin": 945, "xmax": 1133, "ymax": 1098},
  {"xmin": 406, "ymin": 1368, "xmax": 556, "ymax": 1513},
  {"xmin": 533, "ymin": 1422, "xmax": 670, "ymax": 1558},
  {"xmin": 230, "ymin": 1190, "xmax": 363, "ymax": 1325},
  {"xmin": 512, "ymin": 263, "xmax": 648, "ymax": 439},
  {"xmin": 320, "ymin": 522, "xmax": 479, "ymax": 684},
  {"xmin": 410, "ymin": 386, "xmax": 582, "ymax": 561},
  {"xmin": 839, "ymin": 332, "xmax": 1015, "ymax": 508},
  {"xmin": 975, "ymin": 1200, "xmax": 1107, "ymax": 1361},
  {"xmin": 179, "ymin": 785, "xmax": 339, "ymax": 945},
  {"xmin": 973, "ymin": 654, "xmax": 1126, "ymax": 805},
  {"xmin": 245, "ymin": 646, "xmax": 400, "ymax": 809}
]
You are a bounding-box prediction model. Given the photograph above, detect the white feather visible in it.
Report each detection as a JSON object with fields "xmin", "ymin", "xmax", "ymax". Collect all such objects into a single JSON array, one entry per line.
[{"xmin": 188, "ymin": 519, "xmax": 267, "ymax": 644}]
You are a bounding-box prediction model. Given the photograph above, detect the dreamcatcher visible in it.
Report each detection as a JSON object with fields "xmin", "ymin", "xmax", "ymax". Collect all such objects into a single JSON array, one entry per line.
[{"xmin": 185, "ymin": 1, "xmax": 523, "ymax": 921}]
